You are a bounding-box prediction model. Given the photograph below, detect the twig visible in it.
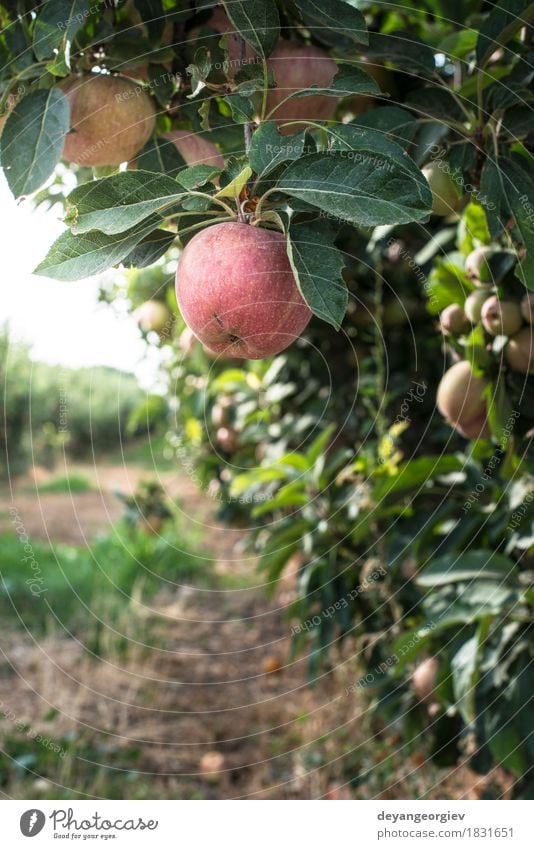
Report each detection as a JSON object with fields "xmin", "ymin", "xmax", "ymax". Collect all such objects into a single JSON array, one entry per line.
[{"xmin": 238, "ymin": 35, "xmax": 254, "ymax": 153}]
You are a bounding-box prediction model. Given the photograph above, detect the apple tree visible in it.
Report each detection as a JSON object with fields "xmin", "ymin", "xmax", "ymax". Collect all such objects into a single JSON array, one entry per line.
[{"xmin": 1, "ymin": 0, "xmax": 533, "ymax": 794}]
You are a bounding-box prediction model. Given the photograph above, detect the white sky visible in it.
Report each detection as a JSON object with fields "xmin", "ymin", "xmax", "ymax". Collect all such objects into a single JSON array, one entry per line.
[{"xmin": 0, "ymin": 172, "xmax": 164, "ymax": 389}]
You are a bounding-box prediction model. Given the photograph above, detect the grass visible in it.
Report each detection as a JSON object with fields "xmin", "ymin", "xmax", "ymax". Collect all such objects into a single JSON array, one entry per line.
[
  {"xmin": 36, "ymin": 473, "xmax": 93, "ymax": 494},
  {"xmin": 105, "ymin": 434, "xmax": 175, "ymax": 472},
  {"xmin": 0, "ymin": 520, "xmax": 214, "ymax": 636}
]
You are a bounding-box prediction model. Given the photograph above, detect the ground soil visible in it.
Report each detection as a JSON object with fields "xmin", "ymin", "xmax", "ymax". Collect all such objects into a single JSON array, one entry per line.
[{"xmin": 0, "ymin": 460, "xmax": 513, "ymax": 800}]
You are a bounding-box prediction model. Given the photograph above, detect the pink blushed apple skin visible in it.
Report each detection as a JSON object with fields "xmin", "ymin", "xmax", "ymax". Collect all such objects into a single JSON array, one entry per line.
[
  {"xmin": 505, "ymin": 327, "xmax": 534, "ymax": 374},
  {"xmin": 266, "ymin": 42, "xmax": 338, "ymax": 134},
  {"xmin": 437, "ymin": 360, "xmax": 491, "ymax": 439},
  {"xmin": 163, "ymin": 130, "xmax": 224, "ymax": 169},
  {"xmin": 133, "ymin": 300, "xmax": 172, "ymax": 334},
  {"xmin": 175, "ymin": 223, "xmax": 312, "ymax": 360},
  {"xmin": 62, "ymin": 74, "xmax": 155, "ymax": 166},
  {"xmin": 481, "ymin": 296, "xmax": 522, "ymax": 337}
]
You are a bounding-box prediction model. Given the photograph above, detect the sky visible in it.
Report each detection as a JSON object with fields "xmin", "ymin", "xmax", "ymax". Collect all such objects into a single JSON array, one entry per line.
[{"xmin": 0, "ymin": 172, "xmax": 164, "ymax": 389}]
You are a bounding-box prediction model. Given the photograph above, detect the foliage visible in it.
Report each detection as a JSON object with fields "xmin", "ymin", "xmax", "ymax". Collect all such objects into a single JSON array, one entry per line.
[
  {"xmin": 36, "ymin": 472, "xmax": 93, "ymax": 493},
  {"xmin": 0, "ymin": 329, "xmax": 163, "ymax": 475},
  {"xmin": 0, "ymin": 515, "xmax": 211, "ymax": 636}
]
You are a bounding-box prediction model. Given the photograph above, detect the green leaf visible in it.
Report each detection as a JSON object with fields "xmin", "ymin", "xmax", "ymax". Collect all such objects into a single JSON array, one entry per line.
[
  {"xmin": 137, "ymin": 137, "xmax": 187, "ymax": 178},
  {"xmin": 287, "ymin": 222, "xmax": 347, "ymax": 328},
  {"xmin": 390, "ymin": 626, "xmax": 434, "ymax": 673},
  {"xmin": 277, "ymin": 143, "xmax": 432, "ymax": 227},
  {"xmin": 294, "ymin": 0, "xmax": 368, "ymax": 47},
  {"xmin": 498, "ymin": 157, "xmax": 534, "ymax": 288},
  {"xmin": 372, "ymin": 455, "xmax": 464, "ymax": 501},
  {"xmin": 406, "ymin": 87, "xmax": 464, "ymax": 123},
  {"xmin": 64, "ymin": 171, "xmax": 183, "ymax": 235},
  {"xmin": 326, "ymin": 124, "xmax": 426, "ymax": 173},
  {"xmin": 34, "ymin": 219, "xmax": 159, "ymax": 281},
  {"xmin": 121, "ymin": 229, "xmax": 176, "ymax": 268},
  {"xmin": 187, "ymin": 47, "xmax": 212, "ymax": 97},
  {"xmin": 231, "ymin": 466, "xmax": 288, "ymax": 497},
  {"xmin": 307, "ymin": 425, "xmax": 336, "ymax": 465},
  {"xmin": 367, "ymin": 30, "xmax": 435, "ymax": 73},
  {"xmin": 47, "ymin": 51, "xmax": 70, "ymax": 78},
  {"xmin": 133, "ymin": 0, "xmax": 165, "ymax": 43},
  {"xmin": 33, "ymin": 0, "xmax": 90, "ymax": 62},
  {"xmin": 426, "ymin": 259, "xmax": 471, "ymax": 315},
  {"xmin": 349, "ymin": 106, "xmax": 418, "ymax": 150},
  {"xmin": 222, "ymin": 0, "xmax": 280, "ymax": 58},
  {"xmin": 259, "ymin": 519, "xmax": 310, "ymax": 584},
  {"xmin": 439, "ymin": 28, "xmax": 478, "ymax": 59},
  {"xmin": 248, "ymin": 122, "xmax": 306, "ymax": 179},
  {"xmin": 451, "ymin": 633, "xmax": 479, "ymax": 724},
  {"xmin": 426, "ymin": 583, "xmax": 515, "ymax": 629},
  {"xmin": 291, "ymin": 64, "xmax": 380, "ymax": 98},
  {"xmin": 480, "ymin": 159, "xmax": 512, "ymax": 239},
  {"xmin": 416, "ymin": 550, "xmax": 516, "ymax": 588},
  {"xmin": 464, "ymin": 322, "xmax": 493, "ymax": 372},
  {"xmin": 223, "ymin": 93, "xmax": 255, "ymax": 123},
  {"xmin": 461, "ymin": 202, "xmax": 491, "ymax": 249},
  {"xmin": 252, "ymin": 479, "xmax": 308, "ymax": 517},
  {"xmin": 176, "ymin": 164, "xmax": 221, "ymax": 191},
  {"xmin": 485, "ymin": 374, "xmax": 515, "ymax": 445},
  {"xmin": 146, "ymin": 63, "xmax": 176, "ymax": 108},
  {"xmin": 0, "ymin": 89, "xmax": 70, "ymax": 198},
  {"xmin": 477, "ymin": 0, "xmax": 534, "ymax": 67},
  {"xmin": 215, "ymin": 165, "xmax": 251, "ymax": 198}
]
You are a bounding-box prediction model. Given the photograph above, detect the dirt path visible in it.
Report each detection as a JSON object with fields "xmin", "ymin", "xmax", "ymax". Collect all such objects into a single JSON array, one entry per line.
[{"xmin": 0, "ymin": 463, "xmax": 501, "ymax": 800}]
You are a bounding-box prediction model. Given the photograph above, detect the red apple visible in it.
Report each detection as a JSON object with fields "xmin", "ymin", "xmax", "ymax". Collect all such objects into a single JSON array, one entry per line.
[
  {"xmin": 437, "ymin": 360, "xmax": 490, "ymax": 439},
  {"xmin": 465, "ymin": 290, "xmax": 491, "ymax": 323},
  {"xmin": 62, "ymin": 74, "xmax": 155, "ymax": 166},
  {"xmin": 342, "ymin": 60, "xmax": 397, "ymax": 117},
  {"xmin": 208, "ymin": 6, "xmax": 256, "ymax": 75},
  {"xmin": 163, "ymin": 129, "xmax": 224, "ymax": 168},
  {"xmin": 134, "ymin": 300, "xmax": 172, "ymax": 334},
  {"xmin": 520, "ymin": 293, "xmax": 534, "ymax": 324},
  {"xmin": 481, "ymin": 296, "xmax": 523, "ymax": 336},
  {"xmin": 440, "ymin": 303, "xmax": 469, "ymax": 335},
  {"xmin": 505, "ymin": 327, "xmax": 534, "ymax": 374},
  {"xmin": 266, "ymin": 41, "xmax": 338, "ymax": 133},
  {"xmin": 215, "ymin": 426, "xmax": 238, "ymax": 452},
  {"xmin": 465, "ymin": 246, "xmax": 494, "ymax": 284},
  {"xmin": 412, "ymin": 658, "xmax": 438, "ymax": 702},
  {"xmin": 175, "ymin": 222, "xmax": 312, "ymax": 359}
]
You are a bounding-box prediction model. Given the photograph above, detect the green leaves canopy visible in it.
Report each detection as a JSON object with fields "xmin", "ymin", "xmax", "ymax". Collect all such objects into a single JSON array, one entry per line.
[
  {"xmin": 1, "ymin": 89, "xmax": 70, "ymax": 198},
  {"xmin": 277, "ymin": 140, "xmax": 432, "ymax": 228}
]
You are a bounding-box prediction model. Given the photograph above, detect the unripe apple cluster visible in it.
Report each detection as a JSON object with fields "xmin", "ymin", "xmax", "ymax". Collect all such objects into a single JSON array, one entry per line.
[
  {"xmin": 440, "ymin": 284, "xmax": 533, "ymax": 377},
  {"xmin": 437, "ymin": 246, "xmax": 533, "ymax": 438}
]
